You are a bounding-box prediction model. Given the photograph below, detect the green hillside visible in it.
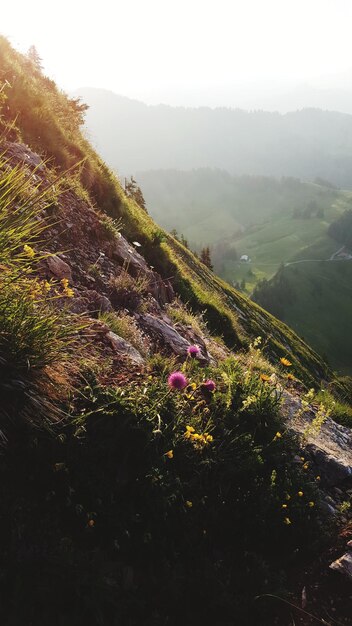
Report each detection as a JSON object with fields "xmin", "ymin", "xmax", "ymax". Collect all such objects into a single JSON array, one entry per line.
[
  {"xmin": 0, "ymin": 35, "xmax": 331, "ymax": 385},
  {"xmin": 136, "ymin": 168, "xmax": 352, "ymax": 291},
  {"xmin": 253, "ymin": 227, "xmax": 352, "ymax": 373},
  {"xmin": 1, "ymin": 37, "xmax": 351, "ymax": 626}
]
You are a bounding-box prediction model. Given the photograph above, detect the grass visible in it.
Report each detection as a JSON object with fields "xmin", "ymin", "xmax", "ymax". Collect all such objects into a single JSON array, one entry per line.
[
  {"xmin": 269, "ymin": 260, "xmax": 352, "ymax": 374},
  {"xmin": 221, "ymin": 193, "xmax": 352, "ymax": 290},
  {"xmin": 0, "ymin": 36, "xmax": 336, "ymax": 387},
  {"xmin": 99, "ymin": 310, "xmax": 149, "ymax": 355}
]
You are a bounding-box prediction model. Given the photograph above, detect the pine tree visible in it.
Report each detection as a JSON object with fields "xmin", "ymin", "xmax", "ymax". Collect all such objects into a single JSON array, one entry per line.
[
  {"xmin": 27, "ymin": 45, "xmax": 43, "ymax": 71},
  {"xmin": 200, "ymin": 246, "xmax": 213, "ymax": 270},
  {"xmin": 124, "ymin": 176, "xmax": 147, "ymax": 212}
]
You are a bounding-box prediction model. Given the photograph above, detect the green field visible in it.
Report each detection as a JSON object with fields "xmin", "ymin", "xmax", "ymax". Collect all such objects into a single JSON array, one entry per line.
[{"xmin": 221, "ymin": 192, "xmax": 352, "ymax": 292}]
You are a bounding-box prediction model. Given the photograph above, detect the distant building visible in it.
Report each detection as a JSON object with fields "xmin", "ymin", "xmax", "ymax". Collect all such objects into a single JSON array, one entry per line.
[{"xmin": 240, "ymin": 254, "xmax": 250, "ymax": 263}]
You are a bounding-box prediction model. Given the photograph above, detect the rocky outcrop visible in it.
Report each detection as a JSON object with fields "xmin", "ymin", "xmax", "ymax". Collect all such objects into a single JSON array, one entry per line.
[
  {"xmin": 138, "ymin": 313, "xmax": 209, "ymax": 362},
  {"xmin": 106, "ymin": 331, "xmax": 144, "ymax": 365},
  {"xmin": 282, "ymin": 391, "xmax": 352, "ymax": 487},
  {"xmin": 330, "ymin": 540, "xmax": 352, "ymax": 581}
]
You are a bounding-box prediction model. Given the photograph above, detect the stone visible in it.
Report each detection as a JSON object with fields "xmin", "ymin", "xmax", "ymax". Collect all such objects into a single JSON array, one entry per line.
[
  {"xmin": 138, "ymin": 313, "xmax": 209, "ymax": 362},
  {"xmin": 106, "ymin": 331, "xmax": 144, "ymax": 365},
  {"xmin": 330, "ymin": 550, "xmax": 352, "ymax": 581},
  {"xmin": 85, "ymin": 290, "xmax": 113, "ymax": 313},
  {"xmin": 44, "ymin": 254, "xmax": 72, "ymax": 281}
]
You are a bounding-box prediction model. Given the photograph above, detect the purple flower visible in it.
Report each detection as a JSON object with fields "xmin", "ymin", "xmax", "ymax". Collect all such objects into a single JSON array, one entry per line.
[
  {"xmin": 203, "ymin": 379, "xmax": 216, "ymax": 392},
  {"xmin": 168, "ymin": 371, "xmax": 188, "ymax": 390},
  {"xmin": 187, "ymin": 344, "xmax": 200, "ymax": 358}
]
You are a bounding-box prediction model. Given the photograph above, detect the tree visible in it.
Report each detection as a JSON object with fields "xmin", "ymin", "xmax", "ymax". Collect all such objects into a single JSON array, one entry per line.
[
  {"xmin": 125, "ymin": 176, "xmax": 147, "ymax": 212},
  {"xmin": 27, "ymin": 45, "xmax": 43, "ymax": 71},
  {"xmin": 200, "ymin": 246, "xmax": 213, "ymax": 270}
]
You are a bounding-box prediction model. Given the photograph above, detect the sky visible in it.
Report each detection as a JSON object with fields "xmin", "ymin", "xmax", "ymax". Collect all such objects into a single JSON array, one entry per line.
[{"xmin": 2, "ymin": 0, "xmax": 352, "ymax": 107}]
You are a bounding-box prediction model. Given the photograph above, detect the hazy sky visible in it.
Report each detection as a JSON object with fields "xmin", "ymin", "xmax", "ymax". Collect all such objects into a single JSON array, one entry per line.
[{"xmin": 2, "ymin": 0, "xmax": 352, "ymax": 106}]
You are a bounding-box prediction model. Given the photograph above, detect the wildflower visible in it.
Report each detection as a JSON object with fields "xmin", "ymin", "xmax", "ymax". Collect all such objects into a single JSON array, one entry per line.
[
  {"xmin": 187, "ymin": 344, "xmax": 200, "ymax": 358},
  {"xmin": 63, "ymin": 287, "xmax": 74, "ymax": 298},
  {"xmin": 23, "ymin": 244, "xmax": 35, "ymax": 258},
  {"xmin": 184, "ymin": 425, "xmax": 195, "ymax": 439},
  {"xmin": 43, "ymin": 280, "xmax": 52, "ymax": 292},
  {"xmin": 168, "ymin": 371, "xmax": 188, "ymax": 390},
  {"xmin": 280, "ymin": 357, "xmax": 292, "ymax": 367},
  {"xmin": 203, "ymin": 379, "xmax": 216, "ymax": 392},
  {"xmin": 287, "ymin": 373, "xmax": 295, "ymax": 381},
  {"xmin": 165, "ymin": 450, "xmax": 173, "ymax": 459},
  {"xmin": 283, "ymin": 517, "xmax": 292, "ymax": 525},
  {"xmin": 298, "ymin": 491, "xmax": 304, "ymax": 497},
  {"xmin": 274, "ymin": 431, "xmax": 282, "ymax": 439},
  {"xmin": 303, "ymin": 462, "xmax": 309, "ymax": 470},
  {"xmin": 241, "ymin": 394, "xmax": 256, "ymax": 411},
  {"xmin": 316, "ymin": 475, "xmax": 321, "ymax": 482},
  {"xmin": 260, "ymin": 373, "xmax": 270, "ymax": 382},
  {"xmin": 282, "ymin": 504, "xmax": 288, "ymax": 509},
  {"xmin": 186, "ymin": 500, "xmax": 193, "ymax": 508},
  {"xmin": 308, "ymin": 501, "xmax": 315, "ymax": 508},
  {"xmin": 61, "ymin": 278, "xmax": 69, "ymax": 289}
]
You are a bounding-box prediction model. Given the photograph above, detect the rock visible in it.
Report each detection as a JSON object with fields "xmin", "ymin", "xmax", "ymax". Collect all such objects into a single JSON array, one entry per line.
[
  {"xmin": 106, "ymin": 331, "xmax": 144, "ymax": 365},
  {"xmin": 4, "ymin": 141, "xmax": 44, "ymax": 171},
  {"xmin": 305, "ymin": 443, "xmax": 352, "ymax": 486},
  {"xmin": 281, "ymin": 391, "xmax": 352, "ymax": 487},
  {"xmin": 85, "ymin": 290, "xmax": 113, "ymax": 313},
  {"xmin": 330, "ymin": 549, "xmax": 352, "ymax": 581},
  {"xmin": 105, "ymin": 234, "xmax": 150, "ymax": 278},
  {"xmin": 44, "ymin": 255, "xmax": 72, "ymax": 281},
  {"xmin": 138, "ymin": 313, "xmax": 209, "ymax": 362}
]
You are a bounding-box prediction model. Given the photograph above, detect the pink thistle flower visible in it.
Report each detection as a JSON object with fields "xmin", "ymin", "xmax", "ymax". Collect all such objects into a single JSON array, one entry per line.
[
  {"xmin": 187, "ymin": 344, "xmax": 201, "ymax": 358},
  {"xmin": 168, "ymin": 371, "xmax": 188, "ymax": 390},
  {"xmin": 203, "ymin": 379, "xmax": 216, "ymax": 392}
]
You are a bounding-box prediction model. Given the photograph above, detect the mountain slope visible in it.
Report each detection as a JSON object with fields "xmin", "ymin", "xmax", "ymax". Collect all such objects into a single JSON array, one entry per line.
[
  {"xmin": 77, "ymin": 86, "xmax": 352, "ymax": 187},
  {"xmin": 0, "ymin": 37, "xmax": 351, "ymax": 626}
]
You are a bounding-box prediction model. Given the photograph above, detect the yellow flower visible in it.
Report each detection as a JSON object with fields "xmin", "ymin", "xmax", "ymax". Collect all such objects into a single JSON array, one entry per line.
[
  {"xmin": 63, "ymin": 287, "xmax": 74, "ymax": 298},
  {"xmin": 274, "ymin": 431, "xmax": 282, "ymax": 439},
  {"xmin": 43, "ymin": 280, "xmax": 52, "ymax": 292},
  {"xmin": 280, "ymin": 357, "xmax": 292, "ymax": 367},
  {"xmin": 260, "ymin": 374, "xmax": 270, "ymax": 382},
  {"xmin": 283, "ymin": 517, "xmax": 292, "ymax": 525},
  {"xmin": 186, "ymin": 500, "xmax": 193, "ymax": 508},
  {"xmin": 165, "ymin": 450, "xmax": 173, "ymax": 459},
  {"xmin": 303, "ymin": 462, "xmax": 309, "ymax": 470},
  {"xmin": 316, "ymin": 475, "xmax": 321, "ymax": 482},
  {"xmin": 281, "ymin": 504, "xmax": 288, "ymax": 509},
  {"xmin": 184, "ymin": 425, "xmax": 195, "ymax": 439},
  {"xmin": 287, "ymin": 373, "xmax": 295, "ymax": 381},
  {"xmin": 298, "ymin": 491, "xmax": 304, "ymax": 497},
  {"xmin": 308, "ymin": 501, "xmax": 315, "ymax": 508},
  {"xmin": 23, "ymin": 244, "xmax": 35, "ymax": 258},
  {"xmin": 61, "ymin": 278, "xmax": 69, "ymax": 288}
]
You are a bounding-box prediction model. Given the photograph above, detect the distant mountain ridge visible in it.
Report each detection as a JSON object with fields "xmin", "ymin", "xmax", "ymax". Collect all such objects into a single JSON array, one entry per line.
[{"xmin": 76, "ymin": 87, "xmax": 352, "ymax": 187}]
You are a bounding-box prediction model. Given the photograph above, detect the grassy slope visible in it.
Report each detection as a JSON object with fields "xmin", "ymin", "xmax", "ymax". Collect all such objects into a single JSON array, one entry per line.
[
  {"xmin": 0, "ymin": 36, "xmax": 331, "ymax": 384},
  {"xmin": 224, "ymin": 191, "xmax": 352, "ymax": 291},
  {"xmin": 280, "ymin": 260, "xmax": 352, "ymax": 373}
]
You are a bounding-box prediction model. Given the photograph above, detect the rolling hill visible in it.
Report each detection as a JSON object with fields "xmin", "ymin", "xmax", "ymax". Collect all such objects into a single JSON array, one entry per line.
[{"xmin": 77, "ymin": 86, "xmax": 352, "ymax": 188}]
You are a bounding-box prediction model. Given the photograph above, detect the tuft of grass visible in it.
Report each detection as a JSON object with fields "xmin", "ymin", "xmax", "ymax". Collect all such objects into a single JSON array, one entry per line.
[
  {"xmin": 99, "ymin": 310, "xmax": 149, "ymax": 356},
  {"xmin": 166, "ymin": 298, "xmax": 206, "ymax": 335}
]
